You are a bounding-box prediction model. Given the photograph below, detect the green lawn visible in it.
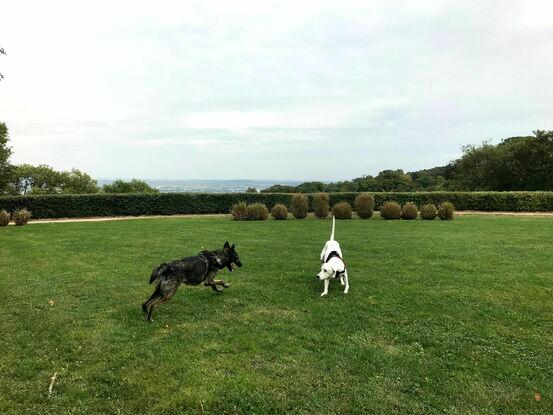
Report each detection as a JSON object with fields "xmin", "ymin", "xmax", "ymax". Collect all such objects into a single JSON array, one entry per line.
[{"xmin": 0, "ymin": 215, "xmax": 551, "ymax": 414}]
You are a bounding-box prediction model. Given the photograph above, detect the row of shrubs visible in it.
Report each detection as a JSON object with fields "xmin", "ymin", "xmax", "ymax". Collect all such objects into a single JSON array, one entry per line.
[
  {"xmin": 231, "ymin": 194, "xmax": 455, "ymax": 221},
  {"xmin": 0, "ymin": 191, "xmax": 551, "ymax": 219},
  {"xmin": 379, "ymin": 201, "xmax": 454, "ymax": 220},
  {"xmin": 0, "ymin": 209, "xmax": 32, "ymax": 226}
]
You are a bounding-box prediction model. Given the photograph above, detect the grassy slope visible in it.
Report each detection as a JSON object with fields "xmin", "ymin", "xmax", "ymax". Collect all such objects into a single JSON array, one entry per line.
[{"xmin": 0, "ymin": 216, "xmax": 551, "ymax": 414}]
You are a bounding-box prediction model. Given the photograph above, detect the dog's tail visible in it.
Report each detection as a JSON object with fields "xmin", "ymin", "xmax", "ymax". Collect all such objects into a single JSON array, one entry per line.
[
  {"xmin": 149, "ymin": 263, "xmax": 169, "ymax": 284},
  {"xmin": 330, "ymin": 214, "xmax": 336, "ymax": 241}
]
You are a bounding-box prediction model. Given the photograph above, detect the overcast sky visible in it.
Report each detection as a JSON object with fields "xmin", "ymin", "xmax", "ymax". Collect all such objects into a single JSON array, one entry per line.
[{"xmin": 0, "ymin": 1, "xmax": 552, "ymax": 181}]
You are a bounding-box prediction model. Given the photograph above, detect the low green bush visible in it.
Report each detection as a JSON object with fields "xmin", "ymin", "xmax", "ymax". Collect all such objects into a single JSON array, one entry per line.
[
  {"xmin": 271, "ymin": 203, "xmax": 288, "ymax": 220},
  {"xmin": 0, "ymin": 210, "xmax": 10, "ymax": 226},
  {"xmin": 313, "ymin": 193, "xmax": 330, "ymax": 219},
  {"xmin": 291, "ymin": 194, "xmax": 308, "ymax": 219},
  {"xmin": 13, "ymin": 209, "xmax": 31, "ymax": 226},
  {"xmin": 420, "ymin": 204, "xmax": 437, "ymax": 220},
  {"xmin": 231, "ymin": 202, "xmax": 248, "ymax": 221},
  {"xmin": 438, "ymin": 202, "xmax": 455, "ymax": 220},
  {"xmin": 401, "ymin": 202, "xmax": 418, "ymax": 220},
  {"xmin": 247, "ymin": 203, "xmax": 269, "ymax": 221},
  {"xmin": 333, "ymin": 202, "xmax": 352, "ymax": 219},
  {"xmin": 380, "ymin": 201, "xmax": 401, "ymax": 220},
  {"xmin": 354, "ymin": 193, "xmax": 374, "ymax": 219}
]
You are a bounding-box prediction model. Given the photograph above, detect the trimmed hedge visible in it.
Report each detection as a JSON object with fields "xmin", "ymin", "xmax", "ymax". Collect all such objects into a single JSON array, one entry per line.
[{"xmin": 0, "ymin": 191, "xmax": 552, "ymax": 219}]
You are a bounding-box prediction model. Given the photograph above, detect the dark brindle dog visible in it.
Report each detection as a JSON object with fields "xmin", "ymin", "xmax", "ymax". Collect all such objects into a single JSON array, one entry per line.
[{"xmin": 142, "ymin": 241, "xmax": 242, "ymax": 321}]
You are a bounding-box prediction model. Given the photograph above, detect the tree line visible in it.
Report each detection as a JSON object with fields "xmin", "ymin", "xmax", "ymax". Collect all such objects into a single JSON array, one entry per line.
[
  {"xmin": 0, "ymin": 122, "xmax": 158, "ymax": 195},
  {"xmin": 261, "ymin": 130, "xmax": 553, "ymax": 193}
]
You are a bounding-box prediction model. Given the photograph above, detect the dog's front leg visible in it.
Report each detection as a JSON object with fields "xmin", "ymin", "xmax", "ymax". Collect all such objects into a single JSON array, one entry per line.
[
  {"xmin": 205, "ymin": 279, "xmax": 224, "ymax": 292},
  {"xmin": 343, "ymin": 270, "xmax": 349, "ymax": 294},
  {"xmin": 321, "ymin": 279, "xmax": 329, "ymax": 297}
]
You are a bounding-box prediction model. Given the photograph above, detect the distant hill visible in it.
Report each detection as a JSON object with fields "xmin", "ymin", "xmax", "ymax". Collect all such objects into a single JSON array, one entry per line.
[{"xmin": 96, "ymin": 179, "xmax": 302, "ymax": 193}]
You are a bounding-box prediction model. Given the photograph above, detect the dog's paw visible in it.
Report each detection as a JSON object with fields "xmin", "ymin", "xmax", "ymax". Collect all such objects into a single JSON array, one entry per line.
[
  {"xmin": 320, "ymin": 292, "xmax": 328, "ymax": 297},
  {"xmin": 223, "ymin": 282, "xmax": 230, "ymax": 288}
]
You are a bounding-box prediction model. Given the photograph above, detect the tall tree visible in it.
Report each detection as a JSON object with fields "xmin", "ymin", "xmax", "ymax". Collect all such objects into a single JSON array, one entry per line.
[{"xmin": 0, "ymin": 122, "xmax": 13, "ymax": 192}]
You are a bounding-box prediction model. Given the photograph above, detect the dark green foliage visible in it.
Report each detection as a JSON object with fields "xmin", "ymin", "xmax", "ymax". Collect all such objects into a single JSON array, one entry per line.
[
  {"xmin": 0, "ymin": 209, "xmax": 10, "ymax": 226},
  {"xmin": 12, "ymin": 208, "xmax": 31, "ymax": 226},
  {"xmin": 231, "ymin": 202, "xmax": 248, "ymax": 221},
  {"xmin": 401, "ymin": 202, "xmax": 418, "ymax": 220},
  {"xmin": 332, "ymin": 202, "xmax": 352, "ymax": 219},
  {"xmin": 420, "ymin": 204, "xmax": 438, "ymax": 220},
  {"xmin": 246, "ymin": 203, "xmax": 269, "ymax": 221},
  {"xmin": 103, "ymin": 179, "xmax": 158, "ymax": 194},
  {"xmin": 271, "ymin": 203, "xmax": 288, "ymax": 220},
  {"xmin": 291, "ymin": 193, "xmax": 308, "ymax": 219},
  {"xmin": 313, "ymin": 193, "xmax": 330, "ymax": 219},
  {"xmin": 0, "ymin": 122, "xmax": 12, "ymax": 193},
  {"xmin": 354, "ymin": 193, "xmax": 374, "ymax": 219},
  {"xmin": 260, "ymin": 184, "xmax": 297, "ymax": 193},
  {"xmin": 6, "ymin": 164, "xmax": 99, "ymax": 195},
  {"xmin": 438, "ymin": 202, "xmax": 455, "ymax": 220},
  {"xmin": 1, "ymin": 191, "xmax": 553, "ymax": 220},
  {"xmin": 380, "ymin": 201, "xmax": 401, "ymax": 220}
]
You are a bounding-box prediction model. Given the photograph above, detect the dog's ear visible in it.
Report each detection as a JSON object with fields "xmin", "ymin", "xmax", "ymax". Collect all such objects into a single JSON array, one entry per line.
[
  {"xmin": 223, "ymin": 241, "xmax": 230, "ymax": 252},
  {"xmin": 231, "ymin": 244, "xmax": 235, "ymax": 251}
]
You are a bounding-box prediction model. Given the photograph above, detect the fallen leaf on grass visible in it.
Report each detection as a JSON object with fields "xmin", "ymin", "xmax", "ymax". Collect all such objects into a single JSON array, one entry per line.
[{"xmin": 535, "ymin": 392, "xmax": 541, "ymax": 402}]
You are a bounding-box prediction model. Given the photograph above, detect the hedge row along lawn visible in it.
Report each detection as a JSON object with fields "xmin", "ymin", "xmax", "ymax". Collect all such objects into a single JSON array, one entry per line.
[
  {"xmin": 1, "ymin": 215, "xmax": 551, "ymax": 414},
  {"xmin": 1, "ymin": 191, "xmax": 553, "ymax": 219}
]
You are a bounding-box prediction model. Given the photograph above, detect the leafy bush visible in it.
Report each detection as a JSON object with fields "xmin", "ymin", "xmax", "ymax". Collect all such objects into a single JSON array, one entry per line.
[
  {"xmin": 438, "ymin": 202, "xmax": 455, "ymax": 220},
  {"xmin": 401, "ymin": 202, "xmax": 418, "ymax": 220},
  {"xmin": 271, "ymin": 203, "xmax": 288, "ymax": 220},
  {"xmin": 355, "ymin": 193, "xmax": 374, "ymax": 219},
  {"xmin": 247, "ymin": 203, "xmax": 269, "ymax": 221},
  {"xmin": 380, "ymin": 201, "xmax": 401, "ymax": 220},
  {"xmin": 332, "ymin": 202, "xmax": 352, "ymax": 219},
  {"xmin": 231, "ymin": 202, "xmax": 248, "ymax": 221},
  {"xmin": 13, "ymin": 209, "xmax": 31, "ymax": 226},
  {"xmin": 291, "ymin": 193, "xmax": 308, "ymax": 219},
  {"xmin": 420, "ymin": 204, "xmax": 437, "ymax": 220},
  {"xmin": 0, "ymin": 210, "xmax": 10, "ymax": 226},
  {"xmin": 313, "ymin": 193, "xmax": 330, "ymax": 219}
]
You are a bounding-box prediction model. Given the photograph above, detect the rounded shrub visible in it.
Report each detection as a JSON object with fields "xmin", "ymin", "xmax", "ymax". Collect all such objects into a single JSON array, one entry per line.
[
  {"xmin": 401, "ymin": 202, "xmax": 418, "ymax": 220},
  {"xmin": 231, "ymin": 202, "xmax": 248, "ymax": 221},
  {"xmin": 291, "ymin": 193, "xmax": 308, "ymax": 219},
  {"xmin": 420, "ymin": 204, "xmax": 437, "ymax": 220},
  {"xmin": 380, "ymin": 201, "xmax": 401, "ymax": 220},
  {"xmin": 271, "ymin": 203, "xmax": 288, "ymax": 220},
  {"xmin": 332, "ymin": 202, "xmax": 352, "ymax": 219},
  {"xmin": 438, "ymin": 202, "xmax": 455, "ymax": 220},
  {"xmin": 313, "ymin": 193, "xmax": 330, "ymax": 219},
  {"xmin": 247, "ymin": 203, "xmax": 269, "ymax": 221},
  {"xmin": 0, "ymin": 210, "xmax": 11, "ymax": 226},
  {"xmin": 355, "ymin": 193, "xmax": 374, "ymax": 219},
  {"xmin": 13, "ymin": 209, "xmax": 31, "ymax": 226}
]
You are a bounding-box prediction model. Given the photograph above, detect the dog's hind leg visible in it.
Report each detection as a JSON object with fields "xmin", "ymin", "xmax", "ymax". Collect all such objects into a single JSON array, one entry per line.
[
  {"xmin": 142, "ymin": 285, "xmax": 162, "ymax": 312},
  {"xmin": 146, "ymin": 281, "xmax": 179, "ymax": 322}
]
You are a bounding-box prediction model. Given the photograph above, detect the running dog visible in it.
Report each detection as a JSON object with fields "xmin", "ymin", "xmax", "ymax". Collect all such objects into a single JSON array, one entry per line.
[
  {"xmin": 316, "ymin": 215, "xmax": 349, "ymax": 296},
  {"xmin": 142, "ymin": 241, "xmax": 242, "ymax": 321}
]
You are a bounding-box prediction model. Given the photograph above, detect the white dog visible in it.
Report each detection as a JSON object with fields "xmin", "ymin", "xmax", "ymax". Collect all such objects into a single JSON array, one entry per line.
[{"xmin": 317, "ymin": 215, "xmax": 349, "ymax": 296}]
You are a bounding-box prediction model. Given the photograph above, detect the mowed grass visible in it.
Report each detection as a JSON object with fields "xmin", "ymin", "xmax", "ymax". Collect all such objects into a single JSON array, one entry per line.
[{"xmin": 0, "ymin": 215, "xmax": 552, "ymax": 414}]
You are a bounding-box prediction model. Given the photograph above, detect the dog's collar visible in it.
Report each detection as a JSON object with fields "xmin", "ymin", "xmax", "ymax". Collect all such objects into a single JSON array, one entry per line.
[{"xmin": 325, "ymin": 251, "xmax": 343, "ymax": 264}]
